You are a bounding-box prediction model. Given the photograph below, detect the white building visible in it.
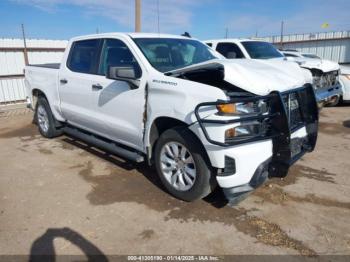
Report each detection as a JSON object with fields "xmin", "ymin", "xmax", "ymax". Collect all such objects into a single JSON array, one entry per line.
[
  {"xmin": 0, "ymin": 38, "xmax": 67, "ymax": 104},
  {"xmin": 259, "ymin": 31, "xmax": 350, "ymax": 64}
]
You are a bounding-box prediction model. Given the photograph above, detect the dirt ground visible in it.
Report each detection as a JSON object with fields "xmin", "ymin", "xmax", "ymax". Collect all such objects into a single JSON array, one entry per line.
[{"xmin": 0, "ymin": 105, "xmax": 350, "ymax": 258}]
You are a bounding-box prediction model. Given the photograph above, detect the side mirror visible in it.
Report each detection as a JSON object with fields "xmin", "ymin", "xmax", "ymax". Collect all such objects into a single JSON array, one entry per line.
[
  {"xmin": 107, "ymin": 66, "xmax": 137, "ymax": 80},
  {"xmin": 285, "ymin": 56, "xmax": 295, "ymax": 61},
  {"xmin": 226, "ymin": 51, "xmax": 237, "ymax": 59},
  {"xmin": 106, "ymin": 66, "xmax": 140, "ymax": 89}
]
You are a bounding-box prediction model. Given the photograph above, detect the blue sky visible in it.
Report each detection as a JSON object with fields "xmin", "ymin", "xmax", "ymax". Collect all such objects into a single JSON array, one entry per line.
[{"xmin": 1, "ymin": 0, "xmax": 350, "ymax": 40}]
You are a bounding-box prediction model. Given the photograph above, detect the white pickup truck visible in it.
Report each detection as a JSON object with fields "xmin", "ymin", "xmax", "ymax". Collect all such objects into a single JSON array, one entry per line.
[
  {"xmin": 204, "ymin": 39, "xmax": 342, "ymax": 107},
  {"xmin": 25, "ymin": 33, "xmax": 319, "ymax": 205}
]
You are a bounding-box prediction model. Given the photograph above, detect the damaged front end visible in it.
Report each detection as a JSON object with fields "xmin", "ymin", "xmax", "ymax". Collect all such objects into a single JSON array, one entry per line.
[
  {"xmin": 309, "ymin": 68, "xmax": 342, "ymax": 106},
  {"xmin": 194, "ymin": 84, "xmax": 319, "ymax": 204}
]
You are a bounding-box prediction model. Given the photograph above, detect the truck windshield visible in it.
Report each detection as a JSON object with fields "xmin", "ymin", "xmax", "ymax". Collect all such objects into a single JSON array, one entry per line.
[
  {"xmin": 133, "ymin": 38, "xmax": 217, "ymax": 72},
  {"xmin": 241, "ymin": 41, "xmax": 283, "ymax": 59}
]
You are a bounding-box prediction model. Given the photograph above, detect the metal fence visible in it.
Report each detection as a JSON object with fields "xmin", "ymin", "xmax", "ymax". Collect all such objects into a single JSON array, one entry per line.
[
  {"xmin": 0, "ymin": 38, "xmax": 67, "ymax": 104},
  {"xmin": 259, "ymin": 30, "xmax": 350, "ymax": 64}
]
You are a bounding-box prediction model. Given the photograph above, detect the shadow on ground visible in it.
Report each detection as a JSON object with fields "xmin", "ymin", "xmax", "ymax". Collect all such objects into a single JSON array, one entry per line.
[{"xmin": 29, "ymin": 227, "xmax": 108, "ymax": 262}]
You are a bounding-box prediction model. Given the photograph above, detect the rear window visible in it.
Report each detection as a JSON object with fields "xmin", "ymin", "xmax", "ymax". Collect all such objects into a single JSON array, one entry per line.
[
  {"xmin": 67, "ymin": 39, "xmax": 101, "ymax": 74},
  {"xmin": 241, "ymin": 41, "xmax": 283, "ymax": 59}
]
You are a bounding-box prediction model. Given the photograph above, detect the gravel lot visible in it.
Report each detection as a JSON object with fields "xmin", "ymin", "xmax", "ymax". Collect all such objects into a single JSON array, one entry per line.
[{"xmin": 0, "ymin": 105, "xmax": 349, "ymax": 258}]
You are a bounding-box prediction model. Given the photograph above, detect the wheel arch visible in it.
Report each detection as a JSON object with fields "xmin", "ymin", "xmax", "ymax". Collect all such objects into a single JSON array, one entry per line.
[
  {"xmin": 32, "ymin": 89, "xmax": 63, "ymax": 128},
  {"xmin": 32, "ymin": 88, "xmax": 48, "ymax": 110},
  {"xmin": 147, "ymin": 116, "xmax": 210, "ymax": 166}
]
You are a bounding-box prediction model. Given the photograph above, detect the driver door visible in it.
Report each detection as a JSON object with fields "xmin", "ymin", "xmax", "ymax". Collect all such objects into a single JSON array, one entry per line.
[{"xmin": 90, "ymin": 38, "xmax": 146, "ymax": 151}]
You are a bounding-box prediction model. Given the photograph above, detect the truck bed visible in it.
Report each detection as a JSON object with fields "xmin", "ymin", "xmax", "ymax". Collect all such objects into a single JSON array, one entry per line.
[{"xmin": 29, "ymin": 63, "xmax": 60, "ymax": 69}]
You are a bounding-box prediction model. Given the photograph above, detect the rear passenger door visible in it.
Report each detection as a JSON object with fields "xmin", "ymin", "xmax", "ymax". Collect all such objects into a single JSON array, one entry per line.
[
  {"xmin": 59, "ymin": 39, "xmax": 104, "ymax": 134},
  {"xmin": 216, "ymin": 42, "xmax": 245, "ymax": 59}
]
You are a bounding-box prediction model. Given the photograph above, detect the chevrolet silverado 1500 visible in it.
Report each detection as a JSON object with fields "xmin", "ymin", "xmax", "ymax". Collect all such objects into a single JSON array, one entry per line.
[{"xmin": 25, "ymin": 33, "xmax": 319, "ymax": 204}]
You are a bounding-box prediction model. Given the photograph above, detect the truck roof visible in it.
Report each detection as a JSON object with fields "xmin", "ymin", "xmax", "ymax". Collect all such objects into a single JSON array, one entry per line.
[
  {"xmin": 70, "ymin": 32, "xmax": 192, "ymax": 42},
  {"xmin": 204, "ymin": 38, "xmax": 264, "ymax": 43}
]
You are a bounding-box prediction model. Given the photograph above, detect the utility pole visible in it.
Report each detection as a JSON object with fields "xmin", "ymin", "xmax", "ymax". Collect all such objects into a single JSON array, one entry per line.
[
  {"xmin": 157, "ymin": 0, "xmax": 160, "ymax": 33},
  {"xmin": 135, "ymin": 0, "xmax": 141, "ymax": 32},
  {"xmin": 280, "ymin": 21, "xmax": 284, "ymax": 49},
  {"xmin": 21, "ymin": 23, "xmax": 29, "ymax": 66},
  {"xmin": 225, "ymin": 27, "xmax": 228, "ymax": 38}
]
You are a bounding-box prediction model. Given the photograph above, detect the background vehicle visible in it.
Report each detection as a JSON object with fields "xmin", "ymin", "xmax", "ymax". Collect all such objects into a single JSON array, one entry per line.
[
  {"xmin": 282, "ymin": 50, "xmax": 342, "ymax": 106},
  {"xmin": 282, "ymin": 51, "xmax": 321, "ymax": 60},
  {"xmin": 204, "ymin": 39, "xmax": 342, "ymax": 107},
  {"xmin": 339, "ymin": 65, "xmax": 350, "ymax": 103},
  {"xmin": 25, "ymin": 33, "xmax": 318, "ymax": 205}
]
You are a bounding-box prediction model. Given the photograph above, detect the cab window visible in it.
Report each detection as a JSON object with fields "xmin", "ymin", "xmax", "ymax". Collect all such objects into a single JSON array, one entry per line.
[
  {"xmin": 98, "ymin": 39, "xmax": 141, "ymax": 78},
  {"xmin": 67, "ymin": 39, "xmax": 101, "ymax": 74},
  {"xmin": 216, "ymin": 42, "xmax": 245, "ymax": 59}
]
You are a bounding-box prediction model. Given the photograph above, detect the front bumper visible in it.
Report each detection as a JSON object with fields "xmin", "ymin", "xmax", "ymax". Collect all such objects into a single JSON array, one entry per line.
[
  {"xmin": 315, "ymin": 83, "xmax": 342, "ymax": 106},
  {"xmin": 192, "ymin": 84, "xmax": 319, "ymax": 204}
]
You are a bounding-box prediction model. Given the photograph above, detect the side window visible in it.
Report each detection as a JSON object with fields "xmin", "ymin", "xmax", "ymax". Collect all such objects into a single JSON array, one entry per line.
[
  {"xmin": 98, "ymin": 39, "xmax": 141, "ymax": 78},
  {"xmin": 206, "ymin": 43, "xmax": 213, "ymax": 47},
  {"xmin": 216, "ymin": 42, "xmax": 244, "ymax": 59},
  {"xmin": 67, "ymin": 39, "xmax": 100, "ymax": 74}
]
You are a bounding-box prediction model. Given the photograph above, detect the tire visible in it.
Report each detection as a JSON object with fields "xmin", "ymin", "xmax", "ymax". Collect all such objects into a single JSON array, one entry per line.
[
  {"xmin": 35, "ymin": 97, "xmax": 63, "ymax": 138},
  {"xmin": 326, "ymin": 96, "xmax": 340, "ymax": 107},
  {"xmin": 154, "ymin": 127, "xmax": 216, "ymax": 202}
]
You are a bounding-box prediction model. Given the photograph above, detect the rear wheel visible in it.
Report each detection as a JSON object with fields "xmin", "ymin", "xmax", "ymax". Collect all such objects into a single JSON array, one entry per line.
[
  {"xmin": 154, "ymin": 127, "xmax": 215, "ymax": 201},
  {"xmin": 35, "ymin": 97, "xmax": 63, "ymax": 138}
]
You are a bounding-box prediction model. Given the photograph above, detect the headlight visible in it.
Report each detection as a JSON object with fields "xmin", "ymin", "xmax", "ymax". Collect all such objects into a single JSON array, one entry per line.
[
  {"xmin": 218, "ymin": 99, "xmax": 269, "ymax": 142},
  {"xmin": 225, "ymin": 122, "xmax": 264, "ymax": 141},
  {"xmin": 313, "ymin": 76, "xmax": 321, "ymax": 88},
  {"xmin": 216, "ymin": 100, "xmax": 268, "ymax": 115}
]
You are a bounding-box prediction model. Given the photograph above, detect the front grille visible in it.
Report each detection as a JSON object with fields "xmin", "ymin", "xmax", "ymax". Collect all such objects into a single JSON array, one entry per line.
[
  {"xmin": 282, "ymin": 91, "xmax": 303, "ymax": 131},
  {"xmin": 313, "ymin": 70, "xmax": 339, "ymax": 89}
]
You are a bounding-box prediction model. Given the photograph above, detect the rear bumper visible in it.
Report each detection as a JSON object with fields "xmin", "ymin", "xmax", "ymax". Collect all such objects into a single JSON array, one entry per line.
[{"xmin": 26, "ymin": 96, "xmax": 33, "ymax": 110}]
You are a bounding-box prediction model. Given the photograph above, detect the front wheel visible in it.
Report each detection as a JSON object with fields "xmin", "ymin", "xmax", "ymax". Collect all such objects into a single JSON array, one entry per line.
[{"xmin": 154, "ymin": 127, "xmax": 215, "ymax": 202}]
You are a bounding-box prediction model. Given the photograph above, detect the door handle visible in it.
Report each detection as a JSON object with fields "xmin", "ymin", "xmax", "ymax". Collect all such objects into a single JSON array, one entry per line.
[
  {"xmin": 60, "ymin": 79, "xmax": 68, "ymax": 84},
  {"xmin": 92, "ymin": 84, "xmax": 103, "ymax": 90}
]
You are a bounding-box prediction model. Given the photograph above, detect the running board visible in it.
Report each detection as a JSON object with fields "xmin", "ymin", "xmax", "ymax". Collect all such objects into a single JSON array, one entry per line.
[{"xmin": 63, "ymin": 126, "xmax": 144, "ymax": 163}]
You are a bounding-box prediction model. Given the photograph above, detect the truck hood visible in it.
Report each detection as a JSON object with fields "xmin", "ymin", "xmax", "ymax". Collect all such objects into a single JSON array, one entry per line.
[
  {"xmin": 166, "ymin": 59, "xmax": 311, "ymax": 96},
  {"xmin": 293, "ymin": 57, "xmax": 339, "ymax": 73}
]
